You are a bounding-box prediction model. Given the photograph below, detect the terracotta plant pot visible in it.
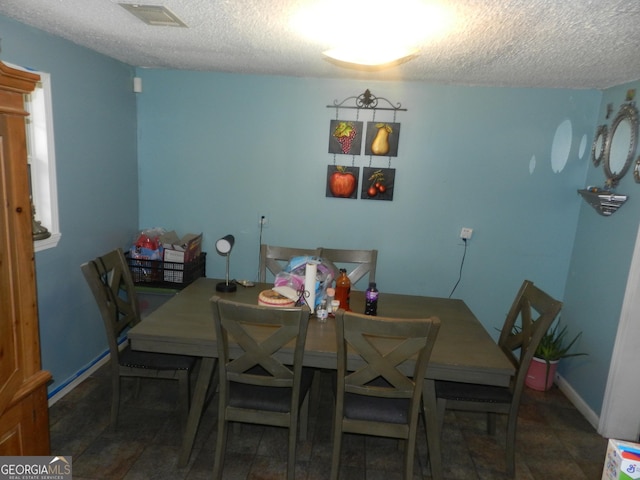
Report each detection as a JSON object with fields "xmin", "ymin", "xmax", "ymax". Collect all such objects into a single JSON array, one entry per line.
[{"xmin": 525, "ymin": 356, "xmax": 559, "ymax": 391}]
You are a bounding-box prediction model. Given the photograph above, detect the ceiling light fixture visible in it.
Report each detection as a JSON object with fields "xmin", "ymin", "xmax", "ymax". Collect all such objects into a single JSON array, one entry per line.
[
  {"xmin": 322, "ymin": 46, "xmax": 418, "ymax": 68},
  {"xmin": 291, "ymin": 0, "xmax": 454, "ymax": 69}
]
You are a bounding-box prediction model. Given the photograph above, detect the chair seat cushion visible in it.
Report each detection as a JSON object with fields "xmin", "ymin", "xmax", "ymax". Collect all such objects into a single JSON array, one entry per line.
[
  {"xmin": 435, "ymin": 380, "xmax": 512, "ymax": 404},
  {"xmin": 229, "ymin": 367, "xmax": 314, "ymax": 413},
  {"xmin": 338, "ymin": 376, "xmax": 411, "ymax": 425},
  {"xmin": 119, "ymin": 345, "xmax": 195, "ymax": 370},
  {"xmin": 344, "ymin": 393, "xmax": 410, "ymax": 424}
]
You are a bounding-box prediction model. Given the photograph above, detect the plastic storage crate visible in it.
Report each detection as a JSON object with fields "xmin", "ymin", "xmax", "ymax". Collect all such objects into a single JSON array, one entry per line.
[{"xmin": 126, "ymin": 252, "xmax": 206, "ymax": 289}]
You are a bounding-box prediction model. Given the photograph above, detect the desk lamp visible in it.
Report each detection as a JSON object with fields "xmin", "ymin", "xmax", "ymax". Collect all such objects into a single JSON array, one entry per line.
[{"xmin": 215, "ymin": 234, "xmax": 237, "ymax": 292}]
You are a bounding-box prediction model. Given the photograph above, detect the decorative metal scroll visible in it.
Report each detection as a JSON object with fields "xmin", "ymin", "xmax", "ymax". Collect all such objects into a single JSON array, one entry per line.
[{"xmin": 327, "ymin": 89, "xmax": 407, "ymax": 112}]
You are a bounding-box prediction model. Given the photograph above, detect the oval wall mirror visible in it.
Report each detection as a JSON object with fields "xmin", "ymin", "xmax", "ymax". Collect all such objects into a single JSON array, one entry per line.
[
  {"xmin": 590, "ymin": 124, "xmax": 607, "ymax": 166},
  {"xmin": 603, "ymin": 103, "xmax": 639, "ymax": 186}
]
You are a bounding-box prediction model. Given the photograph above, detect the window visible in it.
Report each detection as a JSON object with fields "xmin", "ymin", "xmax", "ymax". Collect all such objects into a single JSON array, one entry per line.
[{"xmin": 16, "ymin": 64, "xmax": 60, "ymax": 251}]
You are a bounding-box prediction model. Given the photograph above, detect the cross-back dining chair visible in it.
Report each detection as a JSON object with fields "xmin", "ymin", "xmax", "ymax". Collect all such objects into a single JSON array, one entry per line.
[
  {"xmin": 435, "ymin": 279, "xmax": 562, "ymax": 477},
  {"xmin": 258, "ymin": 244, "xmax": 322, "ymax": 282},
  {"xmin": 80, "ymin": 248, "xmax": 196, "ymax": 430},
  {"xmin": 211, "ymin": 296, "xmax": 313, "ymax": 480},
  {"xmin": 331, "ymin": 309, "xmax": 441, "ymax": 480},
  {"xmin": 319, "ymin": 248, "xmax": 377, "ymax": 287}
]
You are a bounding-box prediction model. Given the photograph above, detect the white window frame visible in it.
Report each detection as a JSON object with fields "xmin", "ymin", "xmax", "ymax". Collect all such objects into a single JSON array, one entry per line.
[{"xmin": 11, "ymin": 63, "xmax": 61, "ymax": 251}]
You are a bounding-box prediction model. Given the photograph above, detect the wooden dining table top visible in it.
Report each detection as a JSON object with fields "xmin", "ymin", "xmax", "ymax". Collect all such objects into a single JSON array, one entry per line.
[{"xmin": 129, "ymin": 277, "xmax": 514, "ymax": 387}]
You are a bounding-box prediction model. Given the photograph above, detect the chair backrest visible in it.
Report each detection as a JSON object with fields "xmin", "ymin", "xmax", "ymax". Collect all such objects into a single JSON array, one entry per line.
[
  {"xmin": 258, "ymin": 244, "xmax": 322, "ymax": 282},
  {"xmin": 211, "ymin": 296, "xmax": 310, "ymax": 391},
  {"xmin": 319, "ymin": 248, "xmax": 377, "ymax": 287},
  {"xmin": 81, "ymin": 248, "xmax": 141, "ymax": 357},
  {"xmin": 335, "ymin": 309, "xmax": 440, "ymax": 417},
  {"xmin": 497, "ymin": 280, "xmax": 562, "ymax": 395}
]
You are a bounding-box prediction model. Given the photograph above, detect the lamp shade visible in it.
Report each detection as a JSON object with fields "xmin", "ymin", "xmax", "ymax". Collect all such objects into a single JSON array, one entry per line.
[
  {"xmin": 215, "ymin": 234, "xmax": 236, "ymax": 293},
  {"xmin": 215, "ymin": 234, "xmax": 234, "ymax": 255}
]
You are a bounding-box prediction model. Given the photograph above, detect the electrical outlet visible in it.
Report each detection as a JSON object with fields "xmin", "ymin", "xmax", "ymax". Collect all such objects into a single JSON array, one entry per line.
[
  {"xmin": 259, "ymin": 214, "xmax": 268, "ymax": 228},
  {"xmin": 460, "ymin": 227, "xmax": 473, "ymax": 240}
]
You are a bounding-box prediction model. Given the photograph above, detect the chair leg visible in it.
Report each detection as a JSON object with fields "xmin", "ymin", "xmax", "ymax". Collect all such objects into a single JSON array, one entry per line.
[
  {"xmin": 404, "ymin": 427, "xmax": 418, "ymax": 480},
  {"xmin": 329, "ymin": 421, "xmax": 342, "ymax": 480},
  {"xmin": 177, "ymin": 370, "xmax": 190, "ymax": 427},
  {"xmin": 287, "ymin": 417, "xmax": 298, "ymax": 480},
  {"xmin": 212, "ymin": 417, "xmax": 228, "ymax": 479},
  {"xmin": 435, "ymin": 397, "xmax": 447, "ymax": 435},
  {"xmin": 487, "ymin": 412, "xmax": 497, "ymax": 435},
  {"xmin": 424, "ymin": 380, "xmax": 443, "ymax": 480},
  {"xmin": 309, "ymin": 369, "xmax": 321, "ymax": 412},
  {"xmin": 420, "ymin": 402, "xmax": 431, "ymax": 468},
  {"xmin": 505, "ymin": 413, "xmax": 517, "ymax": 477},
  {"xmin": 299, "ymin": 390, "xmax": 310, "ymax": 441},
  {"xmin": 110, "ymin": 374, "xmax": 120, "ymax": 430}
]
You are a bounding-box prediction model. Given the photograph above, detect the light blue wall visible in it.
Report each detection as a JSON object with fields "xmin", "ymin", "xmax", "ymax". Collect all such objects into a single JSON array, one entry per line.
[
  {"xmin": 562, "ymin": 79, "xmax": 640, "ymax": 413},
  {"xmin": 136, "ymin": 69, "xmax": 598, "ymax": 333},
  {"xmin": 0, "ymin": 16, "xmax": 139, "ymax": 395}
]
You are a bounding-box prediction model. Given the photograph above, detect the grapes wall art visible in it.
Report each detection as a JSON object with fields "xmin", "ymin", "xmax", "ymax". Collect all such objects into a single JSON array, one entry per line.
[{"xmin": 328, "ymin": 120, "xmax": 363, "ymax": 155}]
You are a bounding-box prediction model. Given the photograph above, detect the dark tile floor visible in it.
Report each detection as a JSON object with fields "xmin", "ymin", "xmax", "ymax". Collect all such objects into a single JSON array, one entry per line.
[{"xmin": 49, "ymin": 363, "xmax": 609, "ymax": 480}]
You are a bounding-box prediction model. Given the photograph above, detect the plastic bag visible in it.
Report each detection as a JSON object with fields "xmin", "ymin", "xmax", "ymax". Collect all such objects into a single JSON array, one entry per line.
[
  {"xmin": 130, "ymin": 227, "xmax": 166, "ymax": 260},
  {"xmin": 273, "ymin": 256, "xmax": 337, "ymax": 309}
]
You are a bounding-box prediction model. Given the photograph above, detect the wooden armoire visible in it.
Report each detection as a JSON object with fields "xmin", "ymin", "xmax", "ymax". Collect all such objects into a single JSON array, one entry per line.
[{"xmin": 0, "ymin": 61, "xmax": 51, "ymax": 454}]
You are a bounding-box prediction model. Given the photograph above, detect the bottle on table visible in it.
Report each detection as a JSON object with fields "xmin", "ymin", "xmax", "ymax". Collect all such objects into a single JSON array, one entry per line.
[
  {"xmin": 325, "ymin": 287, "xmax": 335, "ymax": 317},
  {"xmin": 364, "ymin": 282, "xmax": 378, "ymax": 316},
  {"xmin": 316, "ymin": 298, "xmax": 328, "ymax": 322},
  {"xmin": 334, "ymin": 268, "xmax": 351, "ymax": 311}
]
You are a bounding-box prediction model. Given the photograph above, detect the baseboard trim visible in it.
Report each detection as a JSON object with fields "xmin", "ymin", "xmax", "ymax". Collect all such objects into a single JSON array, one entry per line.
[
  {"xmin": 555, "ymin": 372, "xmax": 600, "ymax": 432},
  {"xmin": 47, "ymin": 349, "xmax": 111, "ymax": 407}
]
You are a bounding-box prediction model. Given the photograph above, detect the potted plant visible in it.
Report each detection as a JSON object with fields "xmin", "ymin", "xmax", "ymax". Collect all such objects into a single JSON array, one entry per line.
[{"xmin": 526, "ymin": 320, "xmax": 587, "ymax": 391}]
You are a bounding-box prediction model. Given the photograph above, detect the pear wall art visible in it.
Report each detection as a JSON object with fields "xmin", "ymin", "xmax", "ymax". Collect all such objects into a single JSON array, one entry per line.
[{"xmin": 365, "ymin": 122, "xmax": 400, "ymax": 157}]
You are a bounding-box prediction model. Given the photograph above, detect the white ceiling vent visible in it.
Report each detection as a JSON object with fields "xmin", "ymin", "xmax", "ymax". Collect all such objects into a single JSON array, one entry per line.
[{"xmin": 119, "ymin": 4, "xmax": 187, "ymax": 27}]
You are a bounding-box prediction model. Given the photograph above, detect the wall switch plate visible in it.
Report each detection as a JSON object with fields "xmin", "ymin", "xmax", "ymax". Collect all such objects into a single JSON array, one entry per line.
[{"xmin": 460, "ymin": 227, "xmax": 473, "ymax": 239}]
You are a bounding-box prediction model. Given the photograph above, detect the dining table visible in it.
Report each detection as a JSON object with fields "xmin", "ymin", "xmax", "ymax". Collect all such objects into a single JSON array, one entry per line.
[{"xmin": 128, "ymin": 277, "xmax": 514, "ymax": 479}]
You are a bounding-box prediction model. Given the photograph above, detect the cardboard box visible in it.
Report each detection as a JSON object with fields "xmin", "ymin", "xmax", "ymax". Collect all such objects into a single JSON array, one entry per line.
[
  {"xmin": 161, "ymin": 231, "xmax": 202, "ymax": 263},
  {"xmin": 602, "ymin": 439, "xmax": 640, "ymax": 480}
]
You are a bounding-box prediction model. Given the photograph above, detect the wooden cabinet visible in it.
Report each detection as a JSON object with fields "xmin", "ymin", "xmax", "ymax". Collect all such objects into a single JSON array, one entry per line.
[{"xmin": 0, "ymin": 61, "xmax": 51, "ymax": 455}]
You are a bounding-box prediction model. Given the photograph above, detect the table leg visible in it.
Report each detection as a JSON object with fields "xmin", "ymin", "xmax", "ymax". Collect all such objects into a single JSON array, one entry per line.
[
  {"xmin": 178, "ymin": 356, "xmax": 216, "ymax": 467},
  {"xmin": 423, "ymin": 379, "xmax": 442, "ymax": 480}
]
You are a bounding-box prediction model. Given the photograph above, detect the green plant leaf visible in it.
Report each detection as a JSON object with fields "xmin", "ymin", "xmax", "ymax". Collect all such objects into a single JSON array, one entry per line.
[{"xmin": 535, "ymin": 320, "xmax": 587, "ymax": 361}]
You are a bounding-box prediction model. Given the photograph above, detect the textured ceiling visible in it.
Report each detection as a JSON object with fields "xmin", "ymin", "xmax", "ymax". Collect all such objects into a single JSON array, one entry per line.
[{"xmin": 1, "ymin": 0, "xmax": 639, "ymax": 89}]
